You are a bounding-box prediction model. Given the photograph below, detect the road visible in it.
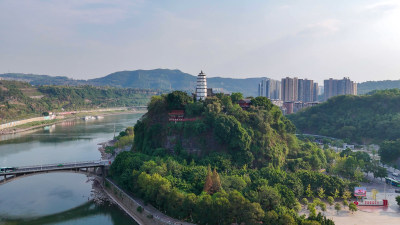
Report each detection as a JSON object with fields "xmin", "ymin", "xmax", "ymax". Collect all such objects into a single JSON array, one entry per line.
[{"xmin": 1, "ymin": 160, "xmax": 110, "ymax": 176}]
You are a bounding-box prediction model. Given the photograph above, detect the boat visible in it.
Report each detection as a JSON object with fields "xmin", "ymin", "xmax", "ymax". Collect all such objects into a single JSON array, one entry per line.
[{"xmin": 82, "ymin": 116, "xmax": 95, "ymax": 121}]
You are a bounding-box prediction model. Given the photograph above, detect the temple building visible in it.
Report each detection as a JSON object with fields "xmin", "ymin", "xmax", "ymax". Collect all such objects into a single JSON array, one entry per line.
[{"xmin": 196, "ymin": 71, "xmax": 207, "ymax": 100}]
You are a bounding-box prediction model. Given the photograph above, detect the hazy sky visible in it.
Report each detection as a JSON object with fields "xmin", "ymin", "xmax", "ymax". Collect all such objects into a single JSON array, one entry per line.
[{"xmin": 1, "ymin": 0, "xmax": 399, "ymax": 83}]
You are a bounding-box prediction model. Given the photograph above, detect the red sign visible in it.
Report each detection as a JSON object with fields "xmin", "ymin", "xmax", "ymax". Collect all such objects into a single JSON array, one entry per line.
[{"xmin": 354, "ymin": 187, "xmax": 367, "ymax": 197}]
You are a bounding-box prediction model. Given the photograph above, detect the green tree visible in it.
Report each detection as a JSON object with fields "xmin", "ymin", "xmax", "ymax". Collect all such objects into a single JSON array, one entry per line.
[
  {"xmin": 318, "ymin": 187, "xmax": 325, "ymax": 199},
  {"xmin": 374, "ymin": 166, "xmax": 388, "ymax": 180},
  {"xmin": 264, "ymin": 210, "xmax": 278, "ymax": 224},
  {"xmin": 342, "ymin": 189, "xmax": 352, "ymax": 201},
  {"xmin": 167, "ymin": 91, "xmax": 192, "ymax": 110},
  {"xmin": 319, "ymin": 202, "xmax": 327, "ymax": 212},
  {"xmin": 250, "ymin": 96, "xmax": 273, "ymax": 110},
  {"xmin": 396, "ymin": 195, "xmax": 400, "ymax": 206},
  {"xmin": 306, "ymin": 184, "xmax": 313, "ymax": 198},
  {"xmin": 279, "ymin": 214, "xmax": 296, "ymax": 225},
  {"xmin": 327, "ymin": 196, "xmax": 334, "ymax": 207},
  {"xmin": 349, "ymin": 202, "xmax": 358, "ymax": 213},
  {"xmin": 230, "ymin": 92, "xmax": 243, "ymax": 103},
  {"xmin": 255, "ymin": 185, "xmax": 281, "ymax": 211},
  {"xmin": 334, "ymin": 203, "xmax": 341, "ymax": 215},
  {"xmin": 294, "ymin": 201, "xmax": 302, "ymax": 212},
  {"xmin": 343, "ymin": 199, "xmax": 348, "ymax": 208},
  {"xmin": 302, "ymin": 198, "xmax": 309, "ymax": 205},
  {"xmin": 333, "ymin": 189, "xmax": 340, "ymax": 199},
  {"xmin": 308, "ymin": 203, "xmax": 317, "ymax": 218}
]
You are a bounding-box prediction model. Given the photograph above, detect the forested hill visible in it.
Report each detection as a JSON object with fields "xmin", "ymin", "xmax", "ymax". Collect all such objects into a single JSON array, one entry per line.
[
  {"xmin": 109, "ymin": 91, "xmax": 360, "ymax": 224},
  {"xmin": 357, "ymin": 80, "xmax": 400, "ymax": 95},
  {"xmin": 0, "ymin": 80, "xmax": 157, "ymax": 120},
  {"xmin": 0, "ymin": 69, "xmax": 263, "ymax": 97},
  {"xmin": 287, "ymin": 89, "xmax": 400, "ymax": 144}
]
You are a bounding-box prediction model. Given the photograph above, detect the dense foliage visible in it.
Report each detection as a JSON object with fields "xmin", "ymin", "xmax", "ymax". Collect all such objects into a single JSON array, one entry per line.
[
  {"xmin": 288, "ymin": 89, "xmax": 400, "ymax": 144},
  {"xmin": 0, "ymin": 80, "xmax": 157, "ymax": 120},
  {"xmin": 111, "ymin": 151, "xmax": 341, "ymax": 225},
  {"xmin": 110, "ymin": 91, "xmax": 355, "ymax": 224},
  {"xmin": 379, "ymin": 139, "xmax": 400, "ymax": 164}
]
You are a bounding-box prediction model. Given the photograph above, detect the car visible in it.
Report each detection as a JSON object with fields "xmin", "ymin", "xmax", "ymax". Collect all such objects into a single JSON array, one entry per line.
[
  {"xmin": 395, "ymin": 189, "xmax": 400, "ymax": 193},
  {"xmin": 0, "ymin": 167, "xmax": 16, "ymax": 173},
  {"xmin": 392, "ymin": 172, "xmax": 399, "ymax": 177}
]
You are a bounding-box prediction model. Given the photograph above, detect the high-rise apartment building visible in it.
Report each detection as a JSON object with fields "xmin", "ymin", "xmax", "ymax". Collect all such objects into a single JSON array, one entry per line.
[
  {"xmin": 297, "ymin": 79, "xmax": 304, "ymax": 102},
  {"xmin": 297, "ymin": 79, "xmax": 314, "ymax": 102},
  {"xmin": 281, "ymin": 77, "xmax": 298, "ymax": 101},
  {"xmin": 258, "ymin": 78, "xmax": 281, "ymax": 100},
  {"xmin": 324, "ymin": 77, "xmax": 356, "ymax": 101},
  {"xmin": 313, "ymin": 83, "xmax": 319, "ymax": 102},
  {"xmin": 259, "ymin": 76, "xmax": 320, "ymax": 103}
]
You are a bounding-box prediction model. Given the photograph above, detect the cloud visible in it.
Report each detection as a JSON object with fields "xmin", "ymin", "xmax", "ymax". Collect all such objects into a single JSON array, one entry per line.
[
  {"xmin": 298, "ymin": 19, "xmax": 340, "ymax": 37},
  {"xmin": 364, "ymin": 1, "xmax": 399, "ymax": 14}
]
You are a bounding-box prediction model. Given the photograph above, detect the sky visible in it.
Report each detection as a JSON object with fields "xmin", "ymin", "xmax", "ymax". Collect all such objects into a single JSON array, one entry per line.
[{"xmin": 0, "ymin": 0, "xmax": 399, "ymax": 83}]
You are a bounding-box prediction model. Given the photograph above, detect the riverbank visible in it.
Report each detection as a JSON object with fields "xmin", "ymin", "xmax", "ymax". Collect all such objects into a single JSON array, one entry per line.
[{"xmin": 0, "ymin": 108, "xmax": 146, "ymax": 136}]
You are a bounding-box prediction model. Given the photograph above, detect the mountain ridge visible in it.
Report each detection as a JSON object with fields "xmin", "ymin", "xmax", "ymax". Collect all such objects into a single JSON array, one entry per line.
[
  {"xmin": 2, "ymin": 69, "xmax": 400, "ymax": 97},
  {"xmin": 0, "ymin": 69, "xmax": 265, "ymax": 97}
]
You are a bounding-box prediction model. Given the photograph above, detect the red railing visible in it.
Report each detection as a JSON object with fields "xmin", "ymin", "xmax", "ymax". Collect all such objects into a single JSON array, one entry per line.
[{"xmin": 168, "ymin": 117, "xmax": 201, "ymax": 122}]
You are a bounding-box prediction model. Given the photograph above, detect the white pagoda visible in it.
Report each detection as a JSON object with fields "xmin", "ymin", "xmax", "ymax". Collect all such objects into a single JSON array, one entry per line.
[{"xmin": 196, "ymin": 70, "xmax": 207, "ymax": 100}]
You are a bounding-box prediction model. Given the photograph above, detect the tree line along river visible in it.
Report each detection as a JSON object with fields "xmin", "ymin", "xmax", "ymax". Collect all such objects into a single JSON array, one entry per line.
[{"xmin": 0, "ymin": 113, "xmax": 143, "ymax": 225}]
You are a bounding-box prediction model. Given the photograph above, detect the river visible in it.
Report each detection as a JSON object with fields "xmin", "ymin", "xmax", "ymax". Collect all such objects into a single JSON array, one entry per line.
[{"xmin": 0, "ymin": 113, "xmax": 143, "ymax": 225}]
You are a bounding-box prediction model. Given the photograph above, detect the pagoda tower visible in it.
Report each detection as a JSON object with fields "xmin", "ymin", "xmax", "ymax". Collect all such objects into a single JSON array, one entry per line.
[{"xmin": 196, "ymin": 70, "xmax": 207, "ymax": 100}]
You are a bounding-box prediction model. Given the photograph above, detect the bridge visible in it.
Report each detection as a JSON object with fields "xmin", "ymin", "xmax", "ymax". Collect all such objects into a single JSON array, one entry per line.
[{"xmin": 0, "ymin": 160, "xmax": 110, "ymax": 184}]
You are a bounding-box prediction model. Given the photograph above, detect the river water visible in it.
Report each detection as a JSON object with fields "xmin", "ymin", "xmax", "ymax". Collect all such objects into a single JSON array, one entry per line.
[{"xmin": 0, "ymin": 113, "xmax": 143, "ymax": 225}]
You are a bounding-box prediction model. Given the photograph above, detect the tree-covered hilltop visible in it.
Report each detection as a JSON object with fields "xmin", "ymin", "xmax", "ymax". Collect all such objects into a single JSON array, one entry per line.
[
  {"xmin": 357, "ymin": 80, "xmax": 400, "ymax": 95},
  {"xmin": 288, "ymin": 89, "xmax": 400, "ymax": 144},
  {"xmin": 134, "ymin": 91, "xmax": 307, "ymax": 168},
  {"xmin": 0, "ymin": 80, "xmax": 158, "ymax": 120},
  {"xmin": 110, "ymin": 91, "xmax": 366, "ymax": 225}
]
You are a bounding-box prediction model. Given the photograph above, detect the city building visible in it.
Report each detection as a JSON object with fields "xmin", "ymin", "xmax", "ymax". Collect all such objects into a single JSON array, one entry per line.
[
  {"xmin": 297, "ymin": 79, "xmax": 315, "ymax": 102},
  {"xmin": 281, "ymin": 77, "xmax": 298, "ymax": 101},
  {"xmin": 297, "ymin": 79, "xmax": 304, "ymax": 102},
  {"xmin": 283, "ymin": 101, "xmax": 294, "ymax": 114},
  {"xmin": 313, "ymin": 83, "xmax": 319, "ymax": 102},
  {"xmin": 258, "ymin": 78, "xmax": 281, "ymax": 100},
  {"xmin": 196, "ymin": 71, "xmax": 207, "ymax": 100},
  {"xmin": 324, "ymin": 77, "xmax": 357, "ymax": 101}
]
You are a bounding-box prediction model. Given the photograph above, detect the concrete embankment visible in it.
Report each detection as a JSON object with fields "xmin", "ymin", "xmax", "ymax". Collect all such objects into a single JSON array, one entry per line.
[
  {"xmin": 0, "ymin": 108, "xmax": 146, "ymax": 136},
  {"xmin": 103, "ymin": 178, "xmax": 195, "ymax": 225}
]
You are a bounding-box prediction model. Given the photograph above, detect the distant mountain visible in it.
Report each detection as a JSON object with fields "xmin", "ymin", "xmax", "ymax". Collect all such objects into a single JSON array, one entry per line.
[
  {"xmin": 0, "ymin": 69, "xmax": 263, "ymax": 97},
  {"xmin": 357, "ymin": 80, "xmax": 400, "ymax": 95},
  {"xmin": 0, "ymin": 73, "xmax": 86, "ymax": 86},
  {"xmin": 88, "ymin": 69, "xmax": 195, "ymax": 90}
]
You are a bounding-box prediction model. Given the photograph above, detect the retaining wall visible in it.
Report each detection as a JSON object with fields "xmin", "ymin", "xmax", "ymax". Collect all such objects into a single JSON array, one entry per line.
[{"xmin": 104, "ymin": 178, "xmax": 195, "ymax": 225}]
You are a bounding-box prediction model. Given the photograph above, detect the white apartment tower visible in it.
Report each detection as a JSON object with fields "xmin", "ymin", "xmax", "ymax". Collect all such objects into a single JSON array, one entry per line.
[{"xmin": 196, "ymin": 70, "xmax": 207, "ymax": 100}]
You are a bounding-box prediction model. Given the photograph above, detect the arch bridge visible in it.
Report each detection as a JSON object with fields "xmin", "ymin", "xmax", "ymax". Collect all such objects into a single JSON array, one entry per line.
[{"xmin": 0, "ymin": 160, "xmax": 110, "ymax": 184}]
